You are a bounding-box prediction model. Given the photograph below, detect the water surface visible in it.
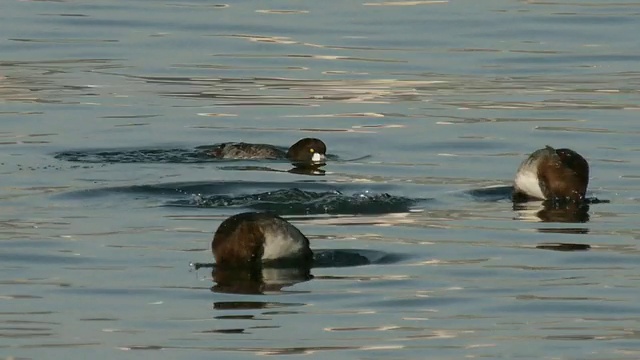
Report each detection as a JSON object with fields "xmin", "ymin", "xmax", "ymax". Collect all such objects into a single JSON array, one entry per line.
[{"xmin": 2, "ymin": 0, "xmax": 640, "ymax": 359}]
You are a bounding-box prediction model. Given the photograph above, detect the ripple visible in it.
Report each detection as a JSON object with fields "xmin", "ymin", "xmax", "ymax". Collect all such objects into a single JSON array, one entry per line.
[
  {"xmin": 53, "ymin": 148, "xmax": 216, "ymax": 163},
  {"xmin": 169, "ymin": 188, "xmax": 418, "ymax": 215},
  {"xmin": 57, "ymin": 181, "xmax": 424, "ymax": 215}
]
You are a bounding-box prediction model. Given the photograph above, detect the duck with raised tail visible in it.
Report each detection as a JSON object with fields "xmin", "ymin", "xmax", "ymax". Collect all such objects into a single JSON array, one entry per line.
[
  {"xmin": 513, "ymin": 146, "xmax": 589, "ymax": 203},
  {"xmin": 212, "ymin": 212, "xmax": 313, "ymax": 268}
]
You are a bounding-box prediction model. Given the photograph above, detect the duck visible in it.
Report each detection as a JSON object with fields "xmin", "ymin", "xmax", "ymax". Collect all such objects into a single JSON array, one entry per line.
[
  {"xmin": 212, "ymin": 212, "xmax": 313, "ymax": 268},
  {"xmin": 513, "ymin": 146, "xmax": 589, "ymax": 203},
  {"xmin": 206, "ymin": 138, "xmax": 327, "ymax": 164}
]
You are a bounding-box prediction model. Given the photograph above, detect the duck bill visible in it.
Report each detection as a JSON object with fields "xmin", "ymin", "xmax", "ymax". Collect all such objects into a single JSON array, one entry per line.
[{"xmin": 311, "ymin": 153, "xmax": 326, "ymax": 163}]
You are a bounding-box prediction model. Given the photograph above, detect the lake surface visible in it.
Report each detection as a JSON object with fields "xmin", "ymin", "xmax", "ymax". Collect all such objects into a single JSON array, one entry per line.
[{"xmin": 2, "ymin": 0, "xmax": 640, "ymax": 359}]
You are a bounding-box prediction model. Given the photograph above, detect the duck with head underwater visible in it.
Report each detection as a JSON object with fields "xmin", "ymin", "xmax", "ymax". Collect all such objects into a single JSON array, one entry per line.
[
  {"xmin": 513, "ymin": 146, "xmax": 589, "ymax": 204},
  {"xmin": 205, "ymin": 212, "xmax": 397, "ymax": 293},
  {"xmin": 211, "ymin": 212, "xmax": 314, "ymax": 269},
  {"xmin": 208, "ymin": 212, "xmax": 314, "ymax": 294}
]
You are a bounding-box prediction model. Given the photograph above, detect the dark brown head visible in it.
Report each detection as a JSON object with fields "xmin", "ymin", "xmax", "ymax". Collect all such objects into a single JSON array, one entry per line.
[
  {"xmin": 286, "ymin": 138, "xmax": 327, "ymax": 164},
  {"xmin": 538, "ymin": 147, "xmax": 589, "ymax": 202}
]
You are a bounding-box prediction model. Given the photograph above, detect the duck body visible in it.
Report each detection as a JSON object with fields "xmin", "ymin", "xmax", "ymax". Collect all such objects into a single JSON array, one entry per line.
[
  {"xmin": 212, "ymin": 212, "xmax": 313, "ymax": 268},
  {"xmin": 513, "ymin": 146, "xmax": 589, "ymax": 202},
  {"xmin": 211, "ymin": 143, "xmax": 284, "ymax": 160},
  {"xmin": 207, "ymin": 138, "xmax": 326, "ymax": 164}
]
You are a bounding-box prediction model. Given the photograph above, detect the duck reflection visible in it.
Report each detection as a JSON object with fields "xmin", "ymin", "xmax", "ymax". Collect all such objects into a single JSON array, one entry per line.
[
  {"xmin": 217, "ymin": 164, "xmax": 325, "ymax": 176},
  {"xmin": 535, "ymin": 243, "xmax": 591, "ymax": 251},
  {"xmin": 513, "ymin": 201, "xmax": 590, "ymax": 234},
  {"xmin": 513, "ymin": 200, "xmax": 590, "ymax": 223},
  {"xmin": 213, "ymin": 301, "xmax": 303, "ymax": 311},
  {"xmin": 207, "ymin": 249, "xmax": 377, "ymax": 295},
  {"xmin": 211, "ymin": 265, "xmax": 313, "ymax": 295},
  {"xmin": 287, "ymin": 164, "xmax": 326, "ymax": 176}
]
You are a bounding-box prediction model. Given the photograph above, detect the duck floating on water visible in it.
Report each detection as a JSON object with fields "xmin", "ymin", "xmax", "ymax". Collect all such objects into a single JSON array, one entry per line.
[
  {"xmin": 207, "ymin": 138, "xmax": 327, "ymax": 165},
  {"xmin": 212, "ymin": 212, "xmax": 313, "ymax": 268},
  {"xmin": 513, "ymin": 146, "xmax": 589, "ymax": 203}
]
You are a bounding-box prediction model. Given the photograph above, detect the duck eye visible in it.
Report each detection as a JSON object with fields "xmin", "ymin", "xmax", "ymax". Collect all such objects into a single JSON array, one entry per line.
[{"xmin": 309, "ymin": 148, "xmax": 314, "ymax": 153}]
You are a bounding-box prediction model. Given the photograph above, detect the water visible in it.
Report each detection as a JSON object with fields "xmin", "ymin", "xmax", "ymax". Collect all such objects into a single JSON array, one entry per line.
[{"xmin": 2, "ymin": 0, "xmax": 640, "ymax": 359}]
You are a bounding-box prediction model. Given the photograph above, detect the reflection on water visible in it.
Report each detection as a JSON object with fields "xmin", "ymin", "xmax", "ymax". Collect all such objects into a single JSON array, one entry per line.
[
  {"xmin": 213, "ymin": 301, "xmax": 304, "ymax": 311},
  {"xmin": 535, "ymin": 243, "xmax": 591, "ymax": 252},
  {"xmin": 4, "ymin": 0, "xmax": 640, "ymax": 359},
  {"xmin": 211, "ymin": 266, "xmax": 313, "ymax": 295},
  {"xmin": 512, "ymin": 197, "xmax": 615, "ymax": 234},
  {"xmin": 513, "ymin": 194, "xmax": 594, "ymax": 234},
  {"xmin": 468, "ymin": 185, "xmax": 610, "ymax": 233},
  {"xmin": 513, "ymin": 201, "xmax": 590, "ymax": 224},
  {"xmin": 218, "ymin": 164, "xmax": 327, "ymax": 176},
  {"xmin": 199, "ymin": 248, "xmax": 400, "ymax": 295}
]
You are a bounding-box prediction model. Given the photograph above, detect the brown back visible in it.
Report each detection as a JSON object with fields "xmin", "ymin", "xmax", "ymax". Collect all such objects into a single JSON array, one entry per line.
[
  {"xmin": 212, "ymin": 213, "xmax": 266, "ymax": 267},
  {"xmin": 539, "ymin": 148, "xmax": 589, "ymax": 201}
]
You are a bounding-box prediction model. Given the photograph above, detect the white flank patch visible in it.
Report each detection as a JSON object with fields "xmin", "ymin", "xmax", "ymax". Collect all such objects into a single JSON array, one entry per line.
[
  {"xmin": 311, "ymin": 152, "xmax": 325, "ymax": 162},
  {"xmin": 514, "ymin": 169, "xmax": 545, "ymax": 200},
  {"xmin": 262, "ymin": 230, "xmax": 306, "ymax": 260}
]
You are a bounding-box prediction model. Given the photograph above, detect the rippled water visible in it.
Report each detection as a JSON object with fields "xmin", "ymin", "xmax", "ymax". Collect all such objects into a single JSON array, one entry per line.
[{"xmin": 3, "ymin": 0, "xmax": 640, "ymax": 359}]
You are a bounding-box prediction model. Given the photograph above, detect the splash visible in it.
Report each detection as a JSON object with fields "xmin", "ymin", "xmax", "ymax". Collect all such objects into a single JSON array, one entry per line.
[{"xmin": 169, "ymin": 188, "xmax": 418, "ymax": 215}]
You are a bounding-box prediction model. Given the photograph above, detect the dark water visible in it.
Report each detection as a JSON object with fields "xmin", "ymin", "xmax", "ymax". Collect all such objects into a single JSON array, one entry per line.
[{"xmin": 3, "ymin": 0, "xmax": 640, "ymax": 359}]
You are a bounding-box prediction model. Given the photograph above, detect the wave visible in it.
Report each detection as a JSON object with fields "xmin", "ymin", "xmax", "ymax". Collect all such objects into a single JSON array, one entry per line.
[
  {"xmin": 169, "ymin": 188, "xmax": 418, "ymax": 215},
  {"xmin": 54, "ymin": 148, "xmax": 219, "ymax": 163},
  {"xmin": 57, "ymin": 181, "xmax": 426, "ymax": 216}
]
